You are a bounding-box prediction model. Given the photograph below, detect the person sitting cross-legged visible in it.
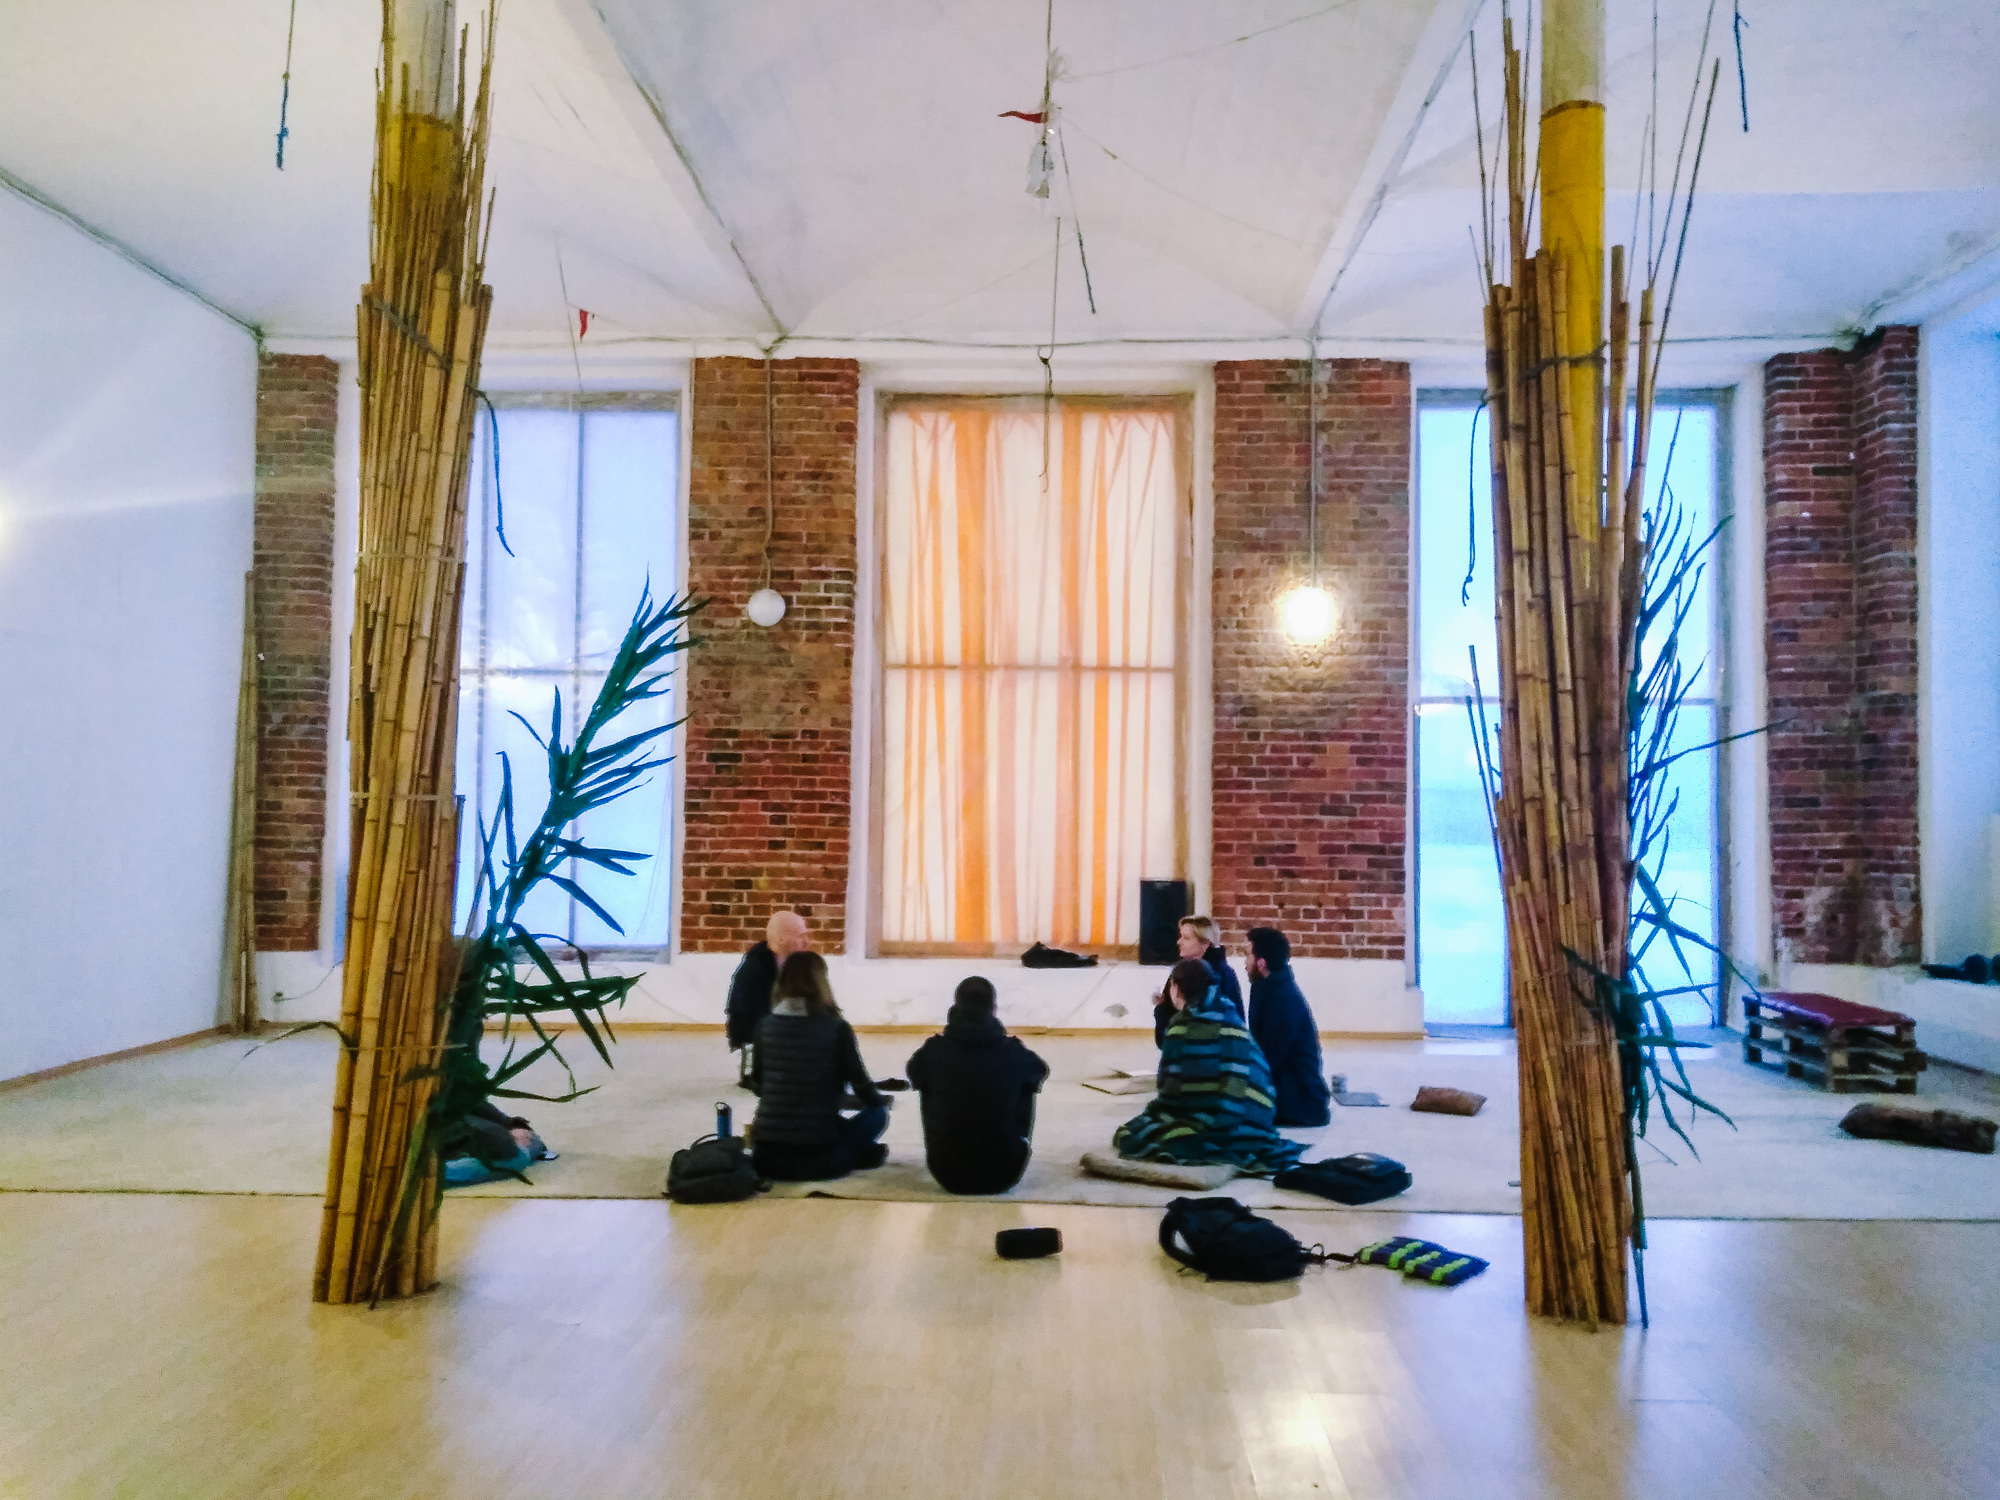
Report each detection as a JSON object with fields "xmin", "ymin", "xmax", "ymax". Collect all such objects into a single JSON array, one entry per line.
[
  {"xmin": 1245, "ymin": 926, "xmax": 1333, "ymax": 1128},
  {"xmin": 749, "ymin": 952, "xmax": 891, "ymax": 1182},
  {"xmin": 906, "ymin": 976, "xmax": 1050, "ymax": 1195},
  {"xmin": 726, "ymin": 909, "xmax": 811, "ymax": 1093},
  {"xmin": 1112, "ymin": 958, "xmax": 1307, "ymax": 1177}
]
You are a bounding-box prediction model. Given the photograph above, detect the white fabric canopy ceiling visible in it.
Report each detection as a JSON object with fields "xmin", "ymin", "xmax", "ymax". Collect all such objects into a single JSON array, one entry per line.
[{"xmin": 0, "ymin": 0, "xmax": 1994, "ymax": 354}]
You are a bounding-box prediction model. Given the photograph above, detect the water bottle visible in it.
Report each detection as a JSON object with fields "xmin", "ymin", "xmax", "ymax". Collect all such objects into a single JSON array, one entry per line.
[{"xmin": 715, "ymin": 1101, "xmax": 732, "ymax": 1138}]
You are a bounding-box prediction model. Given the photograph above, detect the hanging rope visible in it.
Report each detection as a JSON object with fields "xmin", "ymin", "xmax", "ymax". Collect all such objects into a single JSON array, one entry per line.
[
  {"xmin": 1305, "ymin": 345, "xmax": 1320, "ymax": 583},
  {"xmin": 1040, "ymin": 217, "xmax": 1061, "ymax": 493},
  {"xmin": 275, "ymin": 0, "xmax": 299, "ymax": 169},
  {"xmin": 763, "ymin": 354, "xmax": 776, "ymax": 592},
  {"xmin": 1732, "ymin": 3, "xmax": 1751, "ymax": 132}
]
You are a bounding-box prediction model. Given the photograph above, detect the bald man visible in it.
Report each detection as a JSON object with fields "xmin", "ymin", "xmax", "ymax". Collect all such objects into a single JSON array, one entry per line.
[{"xmin": 726, "ymin": 910, "xmax": 810, "ymax": 1093}]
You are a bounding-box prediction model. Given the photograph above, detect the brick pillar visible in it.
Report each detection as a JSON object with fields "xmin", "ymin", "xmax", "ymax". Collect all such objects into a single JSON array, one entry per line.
[
  {"xmin": 1763, "ymin": 328, "xmax": 1920, "ymax": 966},
  {"xmin": 1211, "ymin": 359, "xmax": 1411, "ymax": 959},
  {"xmin": 1850, "ymin": 329, "xmax": 1922, "ymax": 963},
  {"xmin": 682, "ymin": 357, "xmax": 858, "ymax": 952},
  {"xmin": 252, "ymin": 353, "xmax": 338, "ymax": 951}
]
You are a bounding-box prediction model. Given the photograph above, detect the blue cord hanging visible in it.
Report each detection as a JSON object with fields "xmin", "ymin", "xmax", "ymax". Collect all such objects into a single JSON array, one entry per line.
[
  {"xmin": 275, "ymin": 0, "xmax": 299, "ymax": 169},
  {"xmin": 477, "ymin": 392, "xmax": 516, "ymax": 557}
]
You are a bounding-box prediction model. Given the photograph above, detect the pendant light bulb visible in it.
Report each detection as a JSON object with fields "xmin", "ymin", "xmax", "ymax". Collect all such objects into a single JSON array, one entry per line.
[
  {"xmin": 746, "ymin": 588, "xmax": 787, "ymax": 628},
  {"xmin": 1276, "ymin": 584, "xmax": 1336, "ymax": 648}
]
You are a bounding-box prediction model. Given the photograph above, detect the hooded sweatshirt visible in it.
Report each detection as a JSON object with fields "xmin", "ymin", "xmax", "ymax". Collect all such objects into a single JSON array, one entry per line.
[{"xmin": 906, "ymin": 1004, "xmax": 1050, "ymax": 1194}]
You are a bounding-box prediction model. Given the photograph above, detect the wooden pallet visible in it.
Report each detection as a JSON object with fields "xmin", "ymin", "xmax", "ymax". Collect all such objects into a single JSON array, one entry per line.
[{"xmin": 1742, "ymin": 992, "xmax": 1927, "ymax": 1094}]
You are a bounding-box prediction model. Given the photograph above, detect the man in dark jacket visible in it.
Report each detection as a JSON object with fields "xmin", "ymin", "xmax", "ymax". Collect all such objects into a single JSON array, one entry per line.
[
  {"xmin": 906, "ymin": 977, "xmax": 1050, "ymax": 1194},
  {"xmin": 725, "ymin": 910, "xmax": 809, "ymax": 1091},
  {"xmin": 1152, "ymin": 915, "xmax": 1244, "ymax": 1047},
  {"xmin": 1245, "ymin": 927, "xmax": 1332, "ymax": 1127}
]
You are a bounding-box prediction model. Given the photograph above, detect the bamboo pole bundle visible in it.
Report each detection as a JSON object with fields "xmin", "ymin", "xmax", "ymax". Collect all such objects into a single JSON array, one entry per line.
[
  {"xmin": 313, "ymin": 1, "xmax": 496, "ymax": 1307},
  {"xmin": 222, "ymin": 571, "xmax": 259, "ymax": 1035},
  {"xmin": 1480, "ymin": 16, "xmax": 1658, "ymax": 1326}
]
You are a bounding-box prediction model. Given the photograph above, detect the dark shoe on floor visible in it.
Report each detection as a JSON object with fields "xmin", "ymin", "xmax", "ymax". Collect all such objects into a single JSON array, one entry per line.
[
  {"xmin": 856, "ymin": 1144, "xmax": 889, "ymax": 1170},
  {"xmin": 875, "ymin": 1077, "xmax": 911, "ymax": 1091}
]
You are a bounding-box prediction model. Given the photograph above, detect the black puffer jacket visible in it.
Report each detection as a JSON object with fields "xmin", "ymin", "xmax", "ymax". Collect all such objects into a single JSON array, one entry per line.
[
  {"xmin": 751, "ymin": 1009, "xmax": 883, "ymax": 1151},
  {"xmin": 906, "ymin": 1005, "xmax": 1049, "ymax": 1194}
]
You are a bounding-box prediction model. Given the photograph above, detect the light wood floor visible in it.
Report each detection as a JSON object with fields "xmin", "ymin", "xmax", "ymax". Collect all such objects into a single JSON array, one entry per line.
[{"xmin": 1, "ymin": 1194, "xmax": 1993, "ymax": 1499}]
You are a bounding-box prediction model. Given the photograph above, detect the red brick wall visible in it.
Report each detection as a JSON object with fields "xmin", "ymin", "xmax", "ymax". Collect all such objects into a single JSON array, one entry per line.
[
  {"xmin": 252, "ymin": 353, "xmax": 338, "ymax": 951},
  {"xmin": 1763, "ymin": 328, "xmax": 1921, "ymax": 966},
  {"xmin": 1211, "ymin": 360, "xmax": 1410, "ymax": 960},
  {"xmin": 681, "ymin": 358, "xmax": 858, "ymax": 952}
]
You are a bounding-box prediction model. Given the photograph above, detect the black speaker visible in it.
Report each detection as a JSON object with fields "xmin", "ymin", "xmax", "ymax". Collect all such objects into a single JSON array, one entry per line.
[
  {"xmin": 1139, "ymin": 880, "xmax": 1191, "ymax": 965},
  {"xmin": 995, "ymin": 1227, "xmax": 1062, "ymax": 1259}
]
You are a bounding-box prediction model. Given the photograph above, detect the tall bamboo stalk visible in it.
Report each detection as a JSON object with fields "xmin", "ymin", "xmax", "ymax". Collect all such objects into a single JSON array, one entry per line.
[
  {"xmin": 1482, "ymin": 18, "xmax": 1638, "ymax": 1326},
  {"xmin": 314, "ymin": 1, "xmax": 496, "ymax": 1306},
  {"xmin": 222, "ymin": 571, "xmax": 259, "ymax": 1035}
]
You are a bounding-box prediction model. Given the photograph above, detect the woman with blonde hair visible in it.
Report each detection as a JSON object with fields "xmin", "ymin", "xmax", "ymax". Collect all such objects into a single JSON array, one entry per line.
[{"xmin": 749, "ymin": 952, "xmax": 891, "ymax": 1180}]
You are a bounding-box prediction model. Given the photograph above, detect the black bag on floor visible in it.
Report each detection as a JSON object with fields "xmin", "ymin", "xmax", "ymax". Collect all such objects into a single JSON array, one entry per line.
[
  {"xmin": 1159, "ymin": 1196, "xmax": 1318, "ymax": 1282},
  {"xmin": 666, "ymin": 1134, "xmax": 768, "ymax": 1203},
  {"xmin": 1273, "ymin": 1152, "xmax": 1412, "ymax": 1205},
  {"xmin": 1021, "ymin": 941, "xmax": 1097, "ymax": 969}
]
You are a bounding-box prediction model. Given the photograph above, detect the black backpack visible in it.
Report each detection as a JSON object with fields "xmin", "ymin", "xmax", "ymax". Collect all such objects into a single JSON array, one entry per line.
[
  {"xmin": 666, "ymin": 1134, "xmax": 767, "ymax": 1204},
  {"xmin": 1159, "ymin": 1196, "xmax": 1320, "ymax": 1282},
  {"xmin": 1273, "ymin": 1152, "xmax": 1412, "ymax": 1205}
]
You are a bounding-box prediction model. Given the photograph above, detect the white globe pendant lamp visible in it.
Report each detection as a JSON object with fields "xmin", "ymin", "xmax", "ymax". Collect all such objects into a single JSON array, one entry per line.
[{"xmin": 747, "ymin": 354, "xmax": 787, "ymax": 629}]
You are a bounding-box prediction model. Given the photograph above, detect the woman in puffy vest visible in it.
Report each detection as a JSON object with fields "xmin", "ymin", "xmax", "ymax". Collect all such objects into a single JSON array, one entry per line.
[{"xmin": 750, "ymin": 952, "xmax": 891, "ymax": 1181}]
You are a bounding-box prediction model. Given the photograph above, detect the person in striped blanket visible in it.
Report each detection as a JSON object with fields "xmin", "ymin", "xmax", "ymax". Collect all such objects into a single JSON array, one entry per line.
[{"xmin": 1112, "ymin": 958, "xmax": 1308, "ymax": 1177}]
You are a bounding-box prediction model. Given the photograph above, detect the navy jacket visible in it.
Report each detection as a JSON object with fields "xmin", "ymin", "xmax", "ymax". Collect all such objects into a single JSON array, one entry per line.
[
  {"xmin": 1153, "ymin": 946, "xmax": 1245, "ymax": 1048},
  {"xmin": 725, "ymin": 942, "xmax": 778, "ymax": 1050},
  {"xmin": 1247, "ymin": 961, "xmax": 1332, "ymax": 1127}
]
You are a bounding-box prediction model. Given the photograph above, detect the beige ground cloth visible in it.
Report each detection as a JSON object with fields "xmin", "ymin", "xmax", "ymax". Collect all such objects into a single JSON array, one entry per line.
[{"xmin": 3, "ymin": 1028, "xmax": 1995, "ymax": 1218}]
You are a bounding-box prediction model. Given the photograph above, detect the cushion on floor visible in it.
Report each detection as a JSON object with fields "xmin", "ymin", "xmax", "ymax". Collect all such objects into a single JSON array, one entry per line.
[
  {"xmin": 1411, "ymin": 1086, "xmax": 1487, "ymax": 1117},
  {"xmin": 1838, "ymin": 1102, "xmax": 1997, "ymax": 1154},
  {"xmin": 1080, "ymin": 1150, "xmax": 1237, "ymax": 1190}
]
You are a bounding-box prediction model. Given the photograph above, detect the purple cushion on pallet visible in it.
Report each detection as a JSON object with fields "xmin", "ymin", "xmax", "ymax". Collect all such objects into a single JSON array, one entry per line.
[{"xmin": 1754, "ymin": 991, "xmax": 1912, "ymax": 1030}]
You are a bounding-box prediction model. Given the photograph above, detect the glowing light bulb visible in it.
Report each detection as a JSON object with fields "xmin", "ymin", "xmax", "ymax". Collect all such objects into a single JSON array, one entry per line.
[
  {"xmin": 745, "ymin": 588, "xmax": 787, "ymax": 628},
  {"xmin": 1275, "ymin": 584, "xmax": 1336, "ymax": 648}
]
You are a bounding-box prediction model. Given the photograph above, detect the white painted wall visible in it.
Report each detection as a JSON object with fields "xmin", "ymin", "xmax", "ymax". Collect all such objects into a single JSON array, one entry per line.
[
  {"xmin": 0, "ymin": 187, "xmax": 255, "ymax": 1080},
  {"xmin": 1918, "ymin": 306, "xmax": 2000, "ymax": 963}
]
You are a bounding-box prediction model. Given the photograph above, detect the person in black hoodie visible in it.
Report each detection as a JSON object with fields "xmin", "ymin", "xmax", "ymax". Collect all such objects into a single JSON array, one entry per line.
[
  {"xmin": 749, "ymin": 951, "xmax": 891, "ymax": 1181},
  {"xmin": 1152, "ymin": 915, "xmax": 1244, "ymax": 1047},
  {"xmin": 725, "ymin": 909, "xmax": 810, "ymax": 1091},
  {"xmin": 1245, "ymin": 926, "xmax": 1333, "ymax": 1128},
  {"xmin": 906, "ymin": 977, "xmax": 1050, "ymax": 1194}
]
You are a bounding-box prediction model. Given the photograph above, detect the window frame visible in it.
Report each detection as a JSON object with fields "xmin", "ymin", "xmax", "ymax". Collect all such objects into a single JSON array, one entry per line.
[
  {"xmin": 1410, "ymin": 387, "xmax": 1730, "ymax": 1026},
  {"xmin": 461, "ymin": 389, "xmax": 682, "ymax": 958},
  {"xmin": 867, "ymin": 392, "xmax": 1194, "ymax": 959}
]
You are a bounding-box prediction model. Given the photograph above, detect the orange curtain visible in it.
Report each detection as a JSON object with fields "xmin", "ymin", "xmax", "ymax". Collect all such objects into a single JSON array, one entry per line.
[{"xmin": 881, "ymin": 403, "xmax": 1180, "ymax": 950}]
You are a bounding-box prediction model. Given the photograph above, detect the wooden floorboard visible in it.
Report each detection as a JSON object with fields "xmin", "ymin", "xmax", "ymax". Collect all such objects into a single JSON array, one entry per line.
[{"xmin": 1, "ymin": 1193, "xmax": 1993, "ymax": 1499}]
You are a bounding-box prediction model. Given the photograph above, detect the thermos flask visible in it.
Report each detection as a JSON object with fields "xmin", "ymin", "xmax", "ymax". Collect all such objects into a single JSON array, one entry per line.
[{"xmin": 715, "ymin": 1101, "xmax": 732, "ymax": 1138}]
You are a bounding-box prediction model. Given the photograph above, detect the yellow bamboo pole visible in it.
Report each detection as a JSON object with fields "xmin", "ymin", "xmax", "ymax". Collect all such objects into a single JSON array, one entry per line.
[
  {"xmin": 1483, "ymin": 12, "xmax": 1634, "ymax": 1326},
  {"xmin": 315, "ymin": 0, "xmax": 496, "ymax": 1307}
]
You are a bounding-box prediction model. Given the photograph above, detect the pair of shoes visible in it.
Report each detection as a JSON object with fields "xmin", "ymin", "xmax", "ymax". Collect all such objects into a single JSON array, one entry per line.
[{"xmin": 856, "ymin": 1143, "xmax": 890, "ymax": 1170}]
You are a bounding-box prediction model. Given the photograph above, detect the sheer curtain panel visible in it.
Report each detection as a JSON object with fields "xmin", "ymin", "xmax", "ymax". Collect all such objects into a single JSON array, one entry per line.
[{"xmin": 879, "ymin": 401, "xmax": 1184, "ymax": 954}]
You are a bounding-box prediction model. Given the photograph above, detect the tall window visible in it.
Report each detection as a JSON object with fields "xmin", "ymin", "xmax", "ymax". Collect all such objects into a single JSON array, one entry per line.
[
  {"xmin": 456, "ymin": 395, "xmax": 679, "ymax": 949},
  {"xmin": 877, "ymin": 399, "xmax": 1186, "ymax": 955},
  {"xmin": 1414, "ymin": 395, "xmax": 1721, "ymax": 1026}
]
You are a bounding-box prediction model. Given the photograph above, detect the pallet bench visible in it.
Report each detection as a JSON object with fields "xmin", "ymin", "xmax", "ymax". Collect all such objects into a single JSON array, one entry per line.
[{"xmin": 1743, "ymin": 991, "xmax": 1927, "ymax": 1093}]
